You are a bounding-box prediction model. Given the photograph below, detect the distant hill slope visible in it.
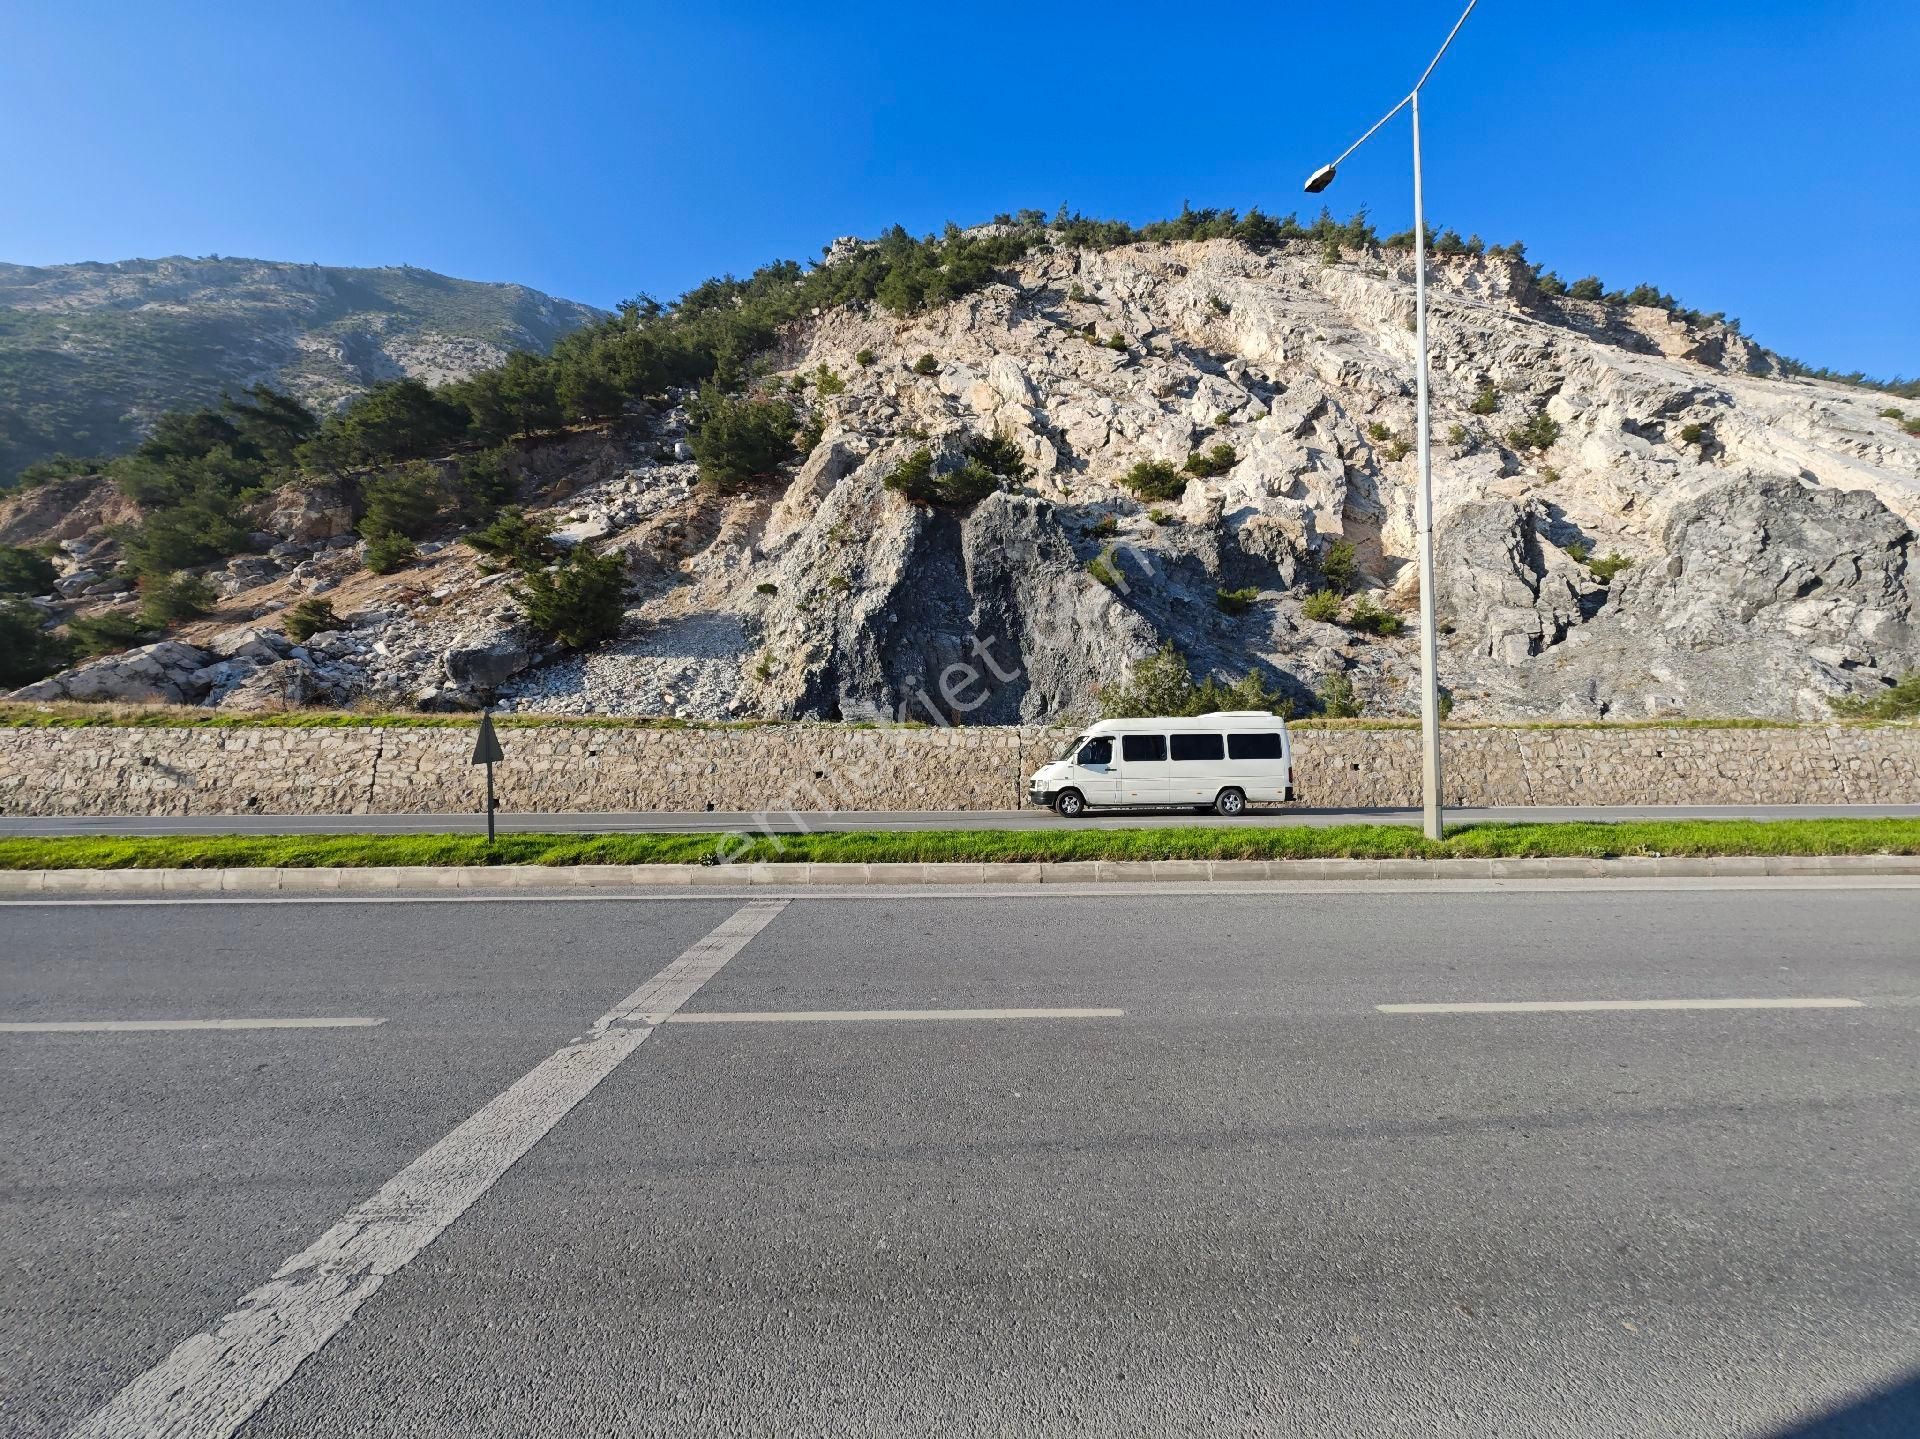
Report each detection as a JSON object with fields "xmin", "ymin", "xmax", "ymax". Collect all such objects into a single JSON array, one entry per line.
[{"xmin": 0, "ymin": 255, "xmax": 605, "ymax": 482}]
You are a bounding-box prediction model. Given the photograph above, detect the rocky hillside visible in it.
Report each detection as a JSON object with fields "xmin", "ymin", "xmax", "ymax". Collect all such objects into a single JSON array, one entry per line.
[
  {"xmin": 0, "ymin": 256, "xmax": 604, "ymax": 482},
  {"xmin": 7, "ymin": 228, "xmax": 1919, "ymax": 722}
]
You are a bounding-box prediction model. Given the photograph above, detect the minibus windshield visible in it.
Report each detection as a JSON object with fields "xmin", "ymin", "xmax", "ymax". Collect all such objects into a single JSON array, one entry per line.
[{"xmin": 1058, "ymin": 735, "xmax": 1090, "ymax": 761}]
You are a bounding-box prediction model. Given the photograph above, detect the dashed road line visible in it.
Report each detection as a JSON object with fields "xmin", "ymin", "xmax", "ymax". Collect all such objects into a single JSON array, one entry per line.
[
  {"xmin": 64, "ymin": 898, "xmax": 788, "ymax": 1439},
  {"xmin": 1377, "ymin": 997, "xmax": 1864, "ymax": 1014},
  {"xmin": 1, "ymin": 1017, "xmax": 385, "ymax": 1033},
  {"xmin": 662, "ymin": 1007, "xmax": 1126, "ymax": 1025}
]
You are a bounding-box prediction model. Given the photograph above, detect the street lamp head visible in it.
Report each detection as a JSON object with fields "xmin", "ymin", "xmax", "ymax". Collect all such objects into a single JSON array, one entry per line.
[{"xmin": 1304, "ymin": 163, "xmax": 1337, "ymax": 194}]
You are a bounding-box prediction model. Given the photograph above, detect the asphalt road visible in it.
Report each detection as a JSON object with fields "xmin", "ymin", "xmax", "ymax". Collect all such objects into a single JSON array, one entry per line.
[
  {"xmin": 6, "ymin": 802, "xmax": 1920, "ymax": 837},
  {"xmin": 4, "ymin": 881, "xmax": 1919, "ymax": 1436}
]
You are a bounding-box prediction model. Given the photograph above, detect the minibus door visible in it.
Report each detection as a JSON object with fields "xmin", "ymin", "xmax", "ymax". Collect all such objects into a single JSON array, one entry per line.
[
  {"xmin": 1119, "ymin": 733, "xmax": 1168, "ymax": 807},
  {"xmin": 1073, "ymin": 736, "xmax": 1123, "ymax": 805}
]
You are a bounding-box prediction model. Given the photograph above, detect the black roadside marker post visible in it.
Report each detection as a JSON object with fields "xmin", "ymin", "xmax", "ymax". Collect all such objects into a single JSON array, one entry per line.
[{"xmin": 472, "ymin": 708, "xmax": 505, "ymax": 845}]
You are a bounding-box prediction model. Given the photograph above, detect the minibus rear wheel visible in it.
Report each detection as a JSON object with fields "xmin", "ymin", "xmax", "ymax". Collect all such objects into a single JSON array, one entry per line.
[
  {"xmin": 1053, "ymin": 789, "xmax": 1087, "ymax": 819},
  {"xmin": 1213, "ymin": 787, "xmax": 1247, "ymax": 818}
]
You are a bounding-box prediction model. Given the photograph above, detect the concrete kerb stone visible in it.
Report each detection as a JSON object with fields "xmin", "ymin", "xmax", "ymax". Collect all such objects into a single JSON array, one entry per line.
[{"xmin": 3, "ymin": 853, "xmax": 1920, "ymax": 896}]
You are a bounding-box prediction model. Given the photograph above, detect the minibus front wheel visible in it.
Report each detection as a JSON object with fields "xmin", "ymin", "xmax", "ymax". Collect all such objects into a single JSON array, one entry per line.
[{"xmin": 1053, "ymin": 789, "xmax": 1087, "ymax": 819}]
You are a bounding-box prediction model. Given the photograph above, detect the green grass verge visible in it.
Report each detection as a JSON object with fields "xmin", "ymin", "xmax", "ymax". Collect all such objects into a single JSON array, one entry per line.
[{"xmin": 4, "ymin": 819, "xmax": 1918, "ymax": 871}]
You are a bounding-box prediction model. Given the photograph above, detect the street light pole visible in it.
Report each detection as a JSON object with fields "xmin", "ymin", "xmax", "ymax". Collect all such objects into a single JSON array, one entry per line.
[{"xmin": 1304, "ymin": 0, "xmax": 1475, "ymax": 841}]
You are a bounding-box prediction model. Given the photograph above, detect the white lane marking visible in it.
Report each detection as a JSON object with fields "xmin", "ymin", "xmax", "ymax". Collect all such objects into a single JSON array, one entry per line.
[
  {"xmin": 65, "ymin": 898, "xmax": 788, "ymax": 1439},
  {"xmin": 663, "ymin": 1007, "xmax": 1125, "ymax": 1024},
  {"xmin": 1377, "ymin": 997, "xmax": 1864, "ymax": 1014},
  {"xmin": 0, "ymin": 1017, "xmax": 384, "ymax": 1033}
]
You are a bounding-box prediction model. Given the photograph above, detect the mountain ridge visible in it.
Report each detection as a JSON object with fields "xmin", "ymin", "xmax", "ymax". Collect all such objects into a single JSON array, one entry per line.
[{"xmin": 0, "ymin": 254, "xmax": 605, "ymax": 482}]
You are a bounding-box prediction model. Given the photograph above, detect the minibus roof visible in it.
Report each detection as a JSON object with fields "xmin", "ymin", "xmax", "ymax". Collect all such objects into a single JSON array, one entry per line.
[{"xmin": 1081, "ymin": 712, "xmax": 1290, "ymax": 732}]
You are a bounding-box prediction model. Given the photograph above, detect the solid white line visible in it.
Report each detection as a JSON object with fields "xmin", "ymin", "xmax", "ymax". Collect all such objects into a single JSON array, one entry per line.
[
  {"xmin": 66, "ymin": 898, "xmax": 788, "ymax": 1439},
  {"xmin": 1377, "ymin": 997, "xmax": 1864, "ymax": 1014},
  {"xmin": 663, "ymin": 1007, "xmax": 1126, "ymax": 1024},
  {"xmin": 0, "ymin": 1017, "xmax": 384, "ymax": 1033}
]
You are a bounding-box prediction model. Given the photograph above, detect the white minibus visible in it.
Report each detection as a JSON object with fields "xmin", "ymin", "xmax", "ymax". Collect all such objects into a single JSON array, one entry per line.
[{"xmin": 1026, "ymin": 711, "xmax": 1294, "ymax": 818}]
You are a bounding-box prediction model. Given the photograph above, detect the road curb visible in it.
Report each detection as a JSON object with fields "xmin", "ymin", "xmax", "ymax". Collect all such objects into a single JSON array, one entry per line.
[{"xmin": 4, "ymin": 853, "xmax": 1920, "ymax": 894}]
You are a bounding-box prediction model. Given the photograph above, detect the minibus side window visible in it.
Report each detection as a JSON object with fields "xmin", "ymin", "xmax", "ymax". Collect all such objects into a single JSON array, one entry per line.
[
  {"xmin": 1169, "ymin": 733, "xmax": 1225, "ymax": 761},
  {"xmin": 1077, "ymin": 737, "xmax": 1113, "ymax": 766},
  {"xmin": 1121, "ymin": 734, "xmax": 1166, "ymax": 762},
  {"xmin": 1227, "ymin": 733, "xmax": 1284, "ymax": 760}
]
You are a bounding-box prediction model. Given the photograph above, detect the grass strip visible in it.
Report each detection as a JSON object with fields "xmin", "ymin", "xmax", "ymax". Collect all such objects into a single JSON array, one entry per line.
[{"xmin": 3, "ymin": 819, "xmax": 1919, "ymax": 871}]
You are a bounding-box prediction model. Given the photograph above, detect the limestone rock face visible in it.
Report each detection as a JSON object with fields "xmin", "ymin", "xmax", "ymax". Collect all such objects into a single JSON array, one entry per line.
[
  {"xmin": 9, "ymin": 231, "xmax": 1919, "ymax": 722},
  {"xmin": 12, "ymin": 641, "xmax": 213, "ymax": 705}
]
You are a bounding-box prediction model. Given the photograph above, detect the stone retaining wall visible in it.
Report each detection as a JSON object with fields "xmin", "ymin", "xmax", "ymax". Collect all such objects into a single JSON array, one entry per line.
[{"xmin": 2, "ymin": 722, "xmax": 1917, "ymax": 817}]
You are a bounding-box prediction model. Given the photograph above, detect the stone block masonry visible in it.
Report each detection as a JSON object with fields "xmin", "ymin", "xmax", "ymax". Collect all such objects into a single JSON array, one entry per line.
[{"xmin": 0, "ymin": 722, "xmax": 1916, "ymax": 818}]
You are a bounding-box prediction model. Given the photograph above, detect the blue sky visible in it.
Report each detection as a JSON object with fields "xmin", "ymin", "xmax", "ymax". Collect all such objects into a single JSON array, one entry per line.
[{"xmin": 3, "ymin": 1, "xmax": 1915, "ymax": 377}]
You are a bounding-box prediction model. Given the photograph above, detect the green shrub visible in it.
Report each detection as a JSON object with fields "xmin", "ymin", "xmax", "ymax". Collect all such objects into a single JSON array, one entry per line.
[
  {"xmin": 1831, "ymin": 673, "xmax": 1920, "ymax": 720},
  {"xmin": 1565, "ymin": 540, "xmax": 1592, "ymax": 563},
  {"xmin": 510, "ymin": 547, "xmax": 628, "ymax": 649},
  {"xmin": 1214, "ymin": 411, "xmax": 1233, "ymax": 426},
  {"xmin": 1317, "ymin": 670, "xmax": 1361, "ymax": 717},
  {"xmin": 1105, "ymin": 334, "xmax": 1128, "ymax": 352},
  {"xmin": 1446, "ymin": 423, "xmax": 1469, "ymax": 446},
  {"xmin": 300, "ymin": 378, "xmax": 469, "ymax": 471},
  {"xmin": 966, "ymin": 433, "xmax": 1032, "ymax": 487},
  {"xmin": 364, "ymin": 530, "xmax": 418, "ymax": 574},
  {"xmin": 1469, "ymin": 384, "xmax": 1499, "ymax": 416},
  {"xmin": 1301, "ymin": 588, "xmax": 1343, "ymax": 623},
  {"xmin": 688, "ymin": 388, "xmax": 798, "ymax": 494},
  {"xmin": 466, "ymin": 507, "xmax": 555, "ymax": 572},
  {"xmin": 0, "ymin": 545, "xmax": 58, "ymax": 595},
  {"xmin": 284, "ymin": 598, "xmax": 341, "ymax": 643},
  {"xmin": 1215, "ymin": 586, "xmax": 1260, "ymax": 615},
  {"xmin": 912, "ymin": 354, "xmax": 940, "ymax": 376},
  {"xmin": 1182, "ymin": 443, "xmax": 1238, "ymax": 478},
  {"xmin": 1090, "ymin": 515, "xmax": 1119, "ymax": 538},
  {"xmin": 67, "ymin": 609, "xmax": 153, "ymax": 658},
  {"xmin": 136, "ymin": 571, "xmax": 216, "ymax": 628},
  {"xmin": 1148, "ymin": 508, "xmax": 1174, "ymax": 526},
  {"xmin": 451, "ymin": 447, "xmax": 515, "ymax": 522},
  {"xmin": 855, "ymin": 348, "xmax": 876, "ymax": 367},
  {"xmin": 447, "ymin": 352, "xmax": 562, "ymax": 446},
  {"xmin": 1569, "ymin": 276, "xmax": 1605, "ymax": 301},
  {"xmin": 1366, "ymin": 421, "xmax": 1392, "ymax": 442},
  {"xmin": 1679, "ymin": 422, "xmax": 1706, "ymax": 447},
  {"xmin": 882, "ymin": 449, "xmax": 937, "ymax": 502},
  {"xmin": 1208, "ymin": 295, "xmax": 1230, "ymax": 315},
  {"xmin": 1119, "ymin": 459, "xmax": 1185, "ymax": 502},
  {"xmin": 1382, "ymin": 437, "xmax": 1411, "ymax": 462},
  {"xmin": 755, "ymin": 582, "xmax": 778, "ymax": 596},
  {"xmin": 359, "ymin": 461, "xmax": 445, "ymax": 541},
  {"xmin": 1506, "ymin": 411, "xmax": 1561, "ymax": 452},
  {"xmin": 813, "ymin": 365, "xmax": 846, "ymax": 397},
  {"xmin": 1343, "ymin": 594, "xmax": 1403, "ymax": 637},
  {"xmin": 0, "ymin": 598, "xmax": 72, "ymax": 686},
  {"xmin": 1880, "ymin": 407, "xmax": 1906, "ymax": 421},
  {"xmin": 1086, "ymin": 550, "xmax": 1124, "ymax": 589},
  {"xmin": 1906, "ymin": 417, "xmax": 1920, "ymax": 438},
  {"xmin": 1101, "ymin": 641, "xmax": 1195, "ymax": 717},
  {"xmin": 1588, "ymin": 552, "xmax": 1635, "ymax": 585},
  {"xmin": 1319, "ymin": 537, "xmax": 1358, "ymax": 595},
  {"xmin": 1068, "ymin": 283, "xmax": 1089, "ymax": 302},
  {"xmin": 1193, "ymin": 667, "xmax": 1292, "ymax": 717}
]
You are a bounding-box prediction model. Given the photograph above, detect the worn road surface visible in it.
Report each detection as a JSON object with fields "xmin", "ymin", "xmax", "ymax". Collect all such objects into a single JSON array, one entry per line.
[{"xmin": 3, "ymin": 879, "xmax": 1917, "ymax": 1436}]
